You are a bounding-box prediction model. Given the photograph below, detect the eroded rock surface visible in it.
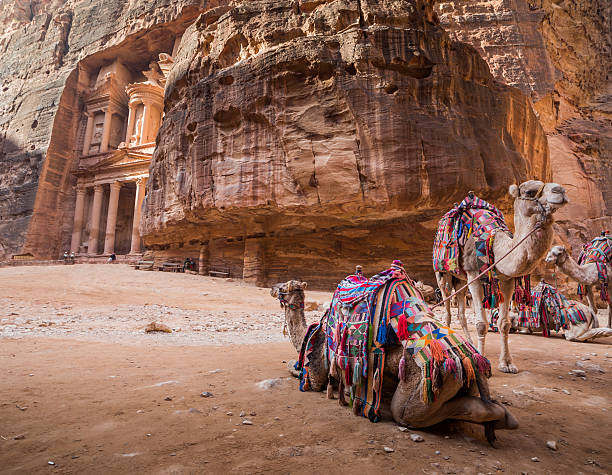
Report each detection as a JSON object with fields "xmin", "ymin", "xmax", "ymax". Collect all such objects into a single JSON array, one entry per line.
[
  {"xmin": 437, "ymin": 0, "xmax": 612, "ymax": 255},
  {"xmin": 142, "ymin": 0, "xmax": 549, "ymax": 286}
]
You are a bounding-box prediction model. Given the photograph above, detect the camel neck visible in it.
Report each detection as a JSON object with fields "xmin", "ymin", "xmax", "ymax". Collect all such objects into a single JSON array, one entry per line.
[
  {"xmin": 559, "ymin": 255, "xmax": 592, "ymax": 283},
  {"xmin": 494, "ymin": 208, "xmax": 552, "ymax": 278},
  {"xmin": 286, "ymin": 308, "xmax": 308, "ymax": 353}
]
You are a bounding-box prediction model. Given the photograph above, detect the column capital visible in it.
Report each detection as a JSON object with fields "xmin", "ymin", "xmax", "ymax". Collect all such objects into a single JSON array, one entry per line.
[
  {"xmin": 75, "ymin": 185, "xmax": 87, "ymax": 195},
  {"xmin": 110, "ymin": 181, "xmax": 123, "ymax": 191},
  {"xmin": 93, "ymin": 184, "xmax": 105, "ymax": 193},
  {"xmin": 136, "ymin": 177, "xmax": 148, "ymax": 187}
]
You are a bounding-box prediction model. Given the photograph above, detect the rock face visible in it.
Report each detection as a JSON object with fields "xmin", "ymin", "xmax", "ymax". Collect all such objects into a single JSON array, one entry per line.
[
  {"xmin": 437, "ymin": 0, "xmax": 612, "ymax": 257},
  {"xmin": 0, "ymin": 0, "xmax": 217, "ymax": 260},
  {"xmin": 142, "ymin": 0, "xmax": 549, "ymax": 287}
]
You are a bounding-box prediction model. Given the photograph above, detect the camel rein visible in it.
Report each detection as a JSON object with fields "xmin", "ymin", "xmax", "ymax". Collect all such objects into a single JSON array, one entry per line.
[{"xmin": 430, "ymin": 223, "xmax": 542, "ymax": 310}]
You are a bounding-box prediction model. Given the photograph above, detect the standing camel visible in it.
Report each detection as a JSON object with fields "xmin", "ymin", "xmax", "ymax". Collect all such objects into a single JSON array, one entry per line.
[
  {"xmin": 545, "ymin": 245, "xmax": 611, "ymax": 327},
  {"xmin": 435, "ymin": 180, "xmax": 568, "ymax": 373},
  {"xmin": 270, "ymin": 279, "xmax": 517, "ymax": 442}
]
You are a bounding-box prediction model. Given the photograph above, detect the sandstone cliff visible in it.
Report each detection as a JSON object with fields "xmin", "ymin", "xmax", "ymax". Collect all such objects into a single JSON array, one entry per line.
[
  {"xmin": 437, "ymin": 0, "xmax": 612, "ymax": 257},
  {"xmin": 141, "ymin": 0, "xmax": 549, "ymax": 286},
  {"xmin": 0, "ymin": 0, "xmax": 221, "ymax": 260}
]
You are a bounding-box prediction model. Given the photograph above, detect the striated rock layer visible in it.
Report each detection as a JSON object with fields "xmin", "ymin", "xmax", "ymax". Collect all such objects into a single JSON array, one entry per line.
[
  {"xmin": 142, "ymin": 0, "xmax": 549, "ymax": 287},
  {"xmin": 0, "ymin": 0, "xmax": 222, "ymax": 260},
  {"xmin": 437, "ymin": 0, "xmax": 612, "ymax": 258}
]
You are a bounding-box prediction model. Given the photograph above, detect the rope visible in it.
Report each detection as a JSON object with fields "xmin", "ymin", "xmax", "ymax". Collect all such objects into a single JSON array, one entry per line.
[{"xmin": 431, "ymin": 224, "xmax": 542, "ymax": 309}]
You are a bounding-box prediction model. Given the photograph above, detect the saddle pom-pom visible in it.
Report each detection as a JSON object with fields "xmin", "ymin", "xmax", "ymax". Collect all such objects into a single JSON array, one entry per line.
[
  {"xmin": 473, "ymin": 352, "xmax": 491, "ymax": 376},
  {"xmin": 397, "ymin": 314, "xmax": 409, "ymax": 340}
]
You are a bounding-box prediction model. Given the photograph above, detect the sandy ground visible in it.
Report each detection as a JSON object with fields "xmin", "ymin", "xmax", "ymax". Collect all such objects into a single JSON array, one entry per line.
[{"xmin": 1, "ymin": 264, "xmax": 611, "ymax": 474}]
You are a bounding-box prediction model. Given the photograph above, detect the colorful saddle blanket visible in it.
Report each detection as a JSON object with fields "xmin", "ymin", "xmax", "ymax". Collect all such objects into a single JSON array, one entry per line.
[
  {"xmin": 297, "ymin": 262, "xmax": 491, "ymax": 423},
  {"xmin": 433, "ymin": 194, "xmax": 511, "ymax": 308},
  {"xmin": 577, "ymin": 235, "xmax": 611, "ymax": 303},
  {"xmin": 490, "ymin": 282, "xmax": 588, "ymax": 336}
]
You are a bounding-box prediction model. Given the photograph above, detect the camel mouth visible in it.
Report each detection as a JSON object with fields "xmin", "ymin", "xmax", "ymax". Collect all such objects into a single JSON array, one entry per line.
[{"xmin": 544, "ymin": 255, "xmax": 555, "ymax": 263}]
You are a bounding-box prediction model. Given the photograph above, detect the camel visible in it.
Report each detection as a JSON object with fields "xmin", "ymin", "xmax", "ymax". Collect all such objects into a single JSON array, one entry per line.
[
  {"xmin": 436, "ymin": 180, "xmax": 568, "ymax": 373},
  {"xmin": 545, "ymin": 245, "xmax": 611, "ymax": 328},
  {"xmin": 270, "ymin": 280, "xmax": 517, "ymax": 442},
  {"xmin": 492, "ymin": 299, "xmax": 612, "ymax": 342}
]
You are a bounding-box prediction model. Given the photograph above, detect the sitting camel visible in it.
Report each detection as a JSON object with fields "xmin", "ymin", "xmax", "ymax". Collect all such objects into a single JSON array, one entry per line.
[
  {"xmin": 545, "ymin": 245, "xmax": 611, "ymax": 328},
  {"xmin": 271, "ymin": 279, "xmax": 517, "ymax": 442},
  {"xmin": 435, "ymin": 180, "xmax": 568, "ymax": 373}
]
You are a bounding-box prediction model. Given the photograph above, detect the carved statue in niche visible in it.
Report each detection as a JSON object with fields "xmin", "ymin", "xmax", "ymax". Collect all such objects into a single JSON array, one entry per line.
[
  {"xmin": 89, "ymin": 121, "xmax": 104, "ymax": 153},
  {"xmin": 130, "ymin": 116, "xmax": 142, "ymax": 146}
]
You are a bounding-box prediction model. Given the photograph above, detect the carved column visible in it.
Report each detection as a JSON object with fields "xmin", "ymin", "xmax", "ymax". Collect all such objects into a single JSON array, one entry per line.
[
  {"xmin": 198, "ymin": 242, "xmax": 209, "ymax": 276},
  {"xmin": 101, "ymin": 109, "xmax": 112, "ymax": 152},
  {"xmin": 88, "ymin": 184, "xmax": 105, "ymax": 255},
  {"xmin": 130, "ymin": 178, "xmax": 146, "ymax": 254},
  {"xmin": 82, "ymin": 113, "xmax": 94, "ymax": 155},
  {"xmin": 125, "ymin": 103, "xmax": 135, "ymax": 144},
  {"xmin": 139, "ymin": 102, "xmax": 149, "ymax": 145},
  {"xmin": 70, "ymin": 186, "xmax": 87, "ymax": 253},
  {"xmin": 103, "ymin": 181, "xmax": 122, "ymax": 255},
  {"xmin": 243, "ymin": 238, "xmax": 265, "ymax": 286}
]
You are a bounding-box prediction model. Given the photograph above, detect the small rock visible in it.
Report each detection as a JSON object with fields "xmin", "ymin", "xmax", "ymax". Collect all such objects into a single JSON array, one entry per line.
[
  {"xmin": 16, "ymin": 405, "xmax": 27, "ymax": 411},
  {"xmin": 383, "ymin": 446, "xmax": 395, "ymax": 453},
  {"xmin": 274, "ymin": 417, "xmax": 280, "ymax": 421},
  {"xmin": 200, "ymin": 392, "xmax": 213, "ymax": 398},
  {"xmin": 531, "ymin": 457, "xmax": 540, "ymax": 462},
  {"xmin": 443, "ymin": 456, "xmax": 450, "ymax": 460},
  {"xmin": 242, "ymin": 420, "xmax": 253, "ymax": 425},
  {"xmin": 170, "ymin": 453, "xmax": 176, "ymax": 456},
  {"xmin": 144, "ymin": 322, "xmax": 172, "ymax": 333},
  {"xmin": 13, "ymin": 434, "xmax": 25, "ymax": 440},
  {"xmin": 536, "ymin": 412, "xmax": 542, "ymax": 415},
  {"xmin": 432, "ymin": 463, "xmax": 441, "ymax": 468},
  {"xmin": 435, "ymin": 450, "xmax": 441, "ymax": 455},
  {"xmin": 71, "ymin": 455, "xmax": 79, "ymax": 459},
  {"xmin": 249, "ymin": 411, "xmax": 256, "ymax": 416},
  {"xmin": 146, "ymin": 433, "xmax": 152, "ymax": 437},
  {"xmin": 164, "ymin": 396, "xmax": 173, "ymax": 401},
  {"xmin": 226, "ymin": 412, "xmax": 233, "ymax": 416},
  {"xmin": 576, "ymin": 361, "xmax": 604, "ymax": 373},
  {"xmin": 398, "ymin": 426, "xmax": 408, "ymax": 432},
  {"xmin": 562, "ymin": 389, "xmax": 571, "ymax": 395},
  {"xmin": 136, "ymin": 410, "xmax": 144, "ymax": 414},
  {"xmin": 547, "ymin": 441, "xmax": 558, "ymax": 451},
  {"xmin": 410, "ymin": 433, "xmax": 424, "ymax": 442},
  {"xmin": 188, "ymin": 408, "xmax": 202, "ymax": 414},
  {"xmin": 239, "ymin": 411, "xmax": 246, "ymax": 417},
  {"xmin": 48, "ymin": 461, "xmax": 55, "ymax": 466}
]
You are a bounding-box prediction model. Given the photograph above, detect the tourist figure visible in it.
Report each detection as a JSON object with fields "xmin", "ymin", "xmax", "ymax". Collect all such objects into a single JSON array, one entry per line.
[{"xmin": 107, "ymin": 253, "xmax": 116, "ymax": 263}]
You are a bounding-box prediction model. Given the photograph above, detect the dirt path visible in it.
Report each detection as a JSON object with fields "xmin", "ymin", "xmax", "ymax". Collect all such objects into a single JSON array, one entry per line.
[{"xmin": 1, "ymin": 265, "xmax": 611, "ymax": 474}]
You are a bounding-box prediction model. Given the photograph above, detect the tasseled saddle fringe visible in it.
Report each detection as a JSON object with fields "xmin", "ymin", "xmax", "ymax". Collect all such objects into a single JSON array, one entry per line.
[{"xmin": 419, "ymin": 345, "xmax": 490, "ymax": 404}]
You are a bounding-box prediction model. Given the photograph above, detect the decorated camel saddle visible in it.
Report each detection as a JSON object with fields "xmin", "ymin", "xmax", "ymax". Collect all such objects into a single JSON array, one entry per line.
[
  {"xmin": 433, "ymin": 193, "xmax": 530, "ymax": 309},
  {"xmin": 490, "ymin": 281, "xmax": 588, "ymax": 336},
  {"xmin": 297, "ymin": 261, "xmax": 490, "ymax": 423},
  {"xmin": 577, "ymin": 233, "xmax": 611, "ymax": 303}
]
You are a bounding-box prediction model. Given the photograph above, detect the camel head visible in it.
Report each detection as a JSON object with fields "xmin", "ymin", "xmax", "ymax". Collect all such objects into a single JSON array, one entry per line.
[
  {"xmin": 270, "ymin": 280, "xmax": 308, "ymax": 309},
  {"xmin": 545, "ymin": 245, "xmax": 568, "ymax": 265},
  {"xmin": 509, "ymin": 180, "xmax": 568, "ymax": 224}
]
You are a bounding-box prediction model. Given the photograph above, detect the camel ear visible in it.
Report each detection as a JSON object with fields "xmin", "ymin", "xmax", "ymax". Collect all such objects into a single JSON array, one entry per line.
[
  {"xmin": 301, "ymin": 282, "xmax": 308, "ymax": 290},
  {"xmin": 270, "ymin": 287, "xmax": 279, "ymax": 298},
  {"xmin": 509, "ymin": 184, "xmax": 519, "ymax": 198}
]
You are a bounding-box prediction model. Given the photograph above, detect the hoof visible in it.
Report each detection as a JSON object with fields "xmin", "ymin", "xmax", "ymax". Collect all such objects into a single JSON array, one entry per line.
[{"xmin": 498, "ymin": 363, "xmax": 518, "ymax": 374}]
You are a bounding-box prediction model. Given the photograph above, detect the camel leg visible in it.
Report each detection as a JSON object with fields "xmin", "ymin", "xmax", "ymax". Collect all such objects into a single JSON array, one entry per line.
[
  {"xmin": 585, "ymin": 286, "xmax": 598, "ymax": 317},
  {"xmin": 436, "ymin": 273, "xmax": 453, "ymax": 327},
  {"xmin": 608, "ymin": 302, "xmax": 611, "ymax": 329},
  {"xmin": 439, "ymin": 396, "xmax": 518, "ymax": 430},
  {"xmin": 498, "ymin": 279, "xmax": 518, "ymax": 374},
  {"xmin": 467, "ymin": 278, "xmax": 488, "ymax": 355},
  {"xmin": 456, "ymin": 286, "xmax": 473, "ymax": 344}
]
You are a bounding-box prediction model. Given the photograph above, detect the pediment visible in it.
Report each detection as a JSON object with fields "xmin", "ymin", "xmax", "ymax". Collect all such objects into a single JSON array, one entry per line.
[{"xmin": 79, "ymin": 148, "xmax": 151, "ymax": 174}]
